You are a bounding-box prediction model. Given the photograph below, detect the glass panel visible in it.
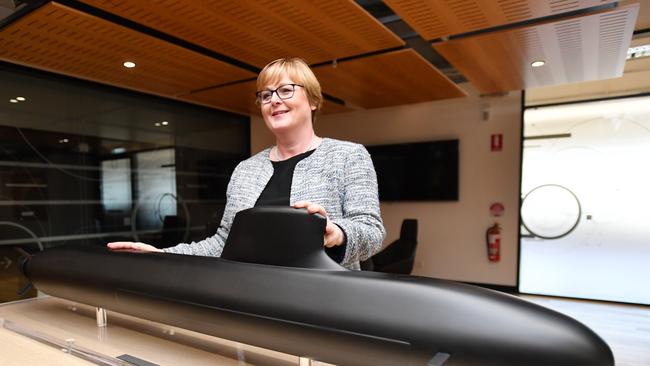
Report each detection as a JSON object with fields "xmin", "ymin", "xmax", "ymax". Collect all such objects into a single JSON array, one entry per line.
[
  {"xmin": 134, "ymin": 149, "xmax": 177, "ymax": 231},
  {"xmin": 101, "ymin": 158, "xmax": 132, "ymax": 213},
  {"xmin": 520, "ymin": 96, "xmax": 650, "ymax": 304},
  {"xmin": 0, "ymin": 63, "xmax": 249, "ymax": 303}
]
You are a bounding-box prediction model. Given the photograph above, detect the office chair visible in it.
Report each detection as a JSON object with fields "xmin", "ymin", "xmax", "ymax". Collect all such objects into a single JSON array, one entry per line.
[{"xmin": 361, "ymin": 219, "xmax": 418, "ymax": 274}]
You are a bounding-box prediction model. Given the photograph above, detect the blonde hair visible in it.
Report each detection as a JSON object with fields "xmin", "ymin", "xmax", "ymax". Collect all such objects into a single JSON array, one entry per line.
[{"xmin": 257, "ymin": 58, "xmax": 323, "ymax": 121}]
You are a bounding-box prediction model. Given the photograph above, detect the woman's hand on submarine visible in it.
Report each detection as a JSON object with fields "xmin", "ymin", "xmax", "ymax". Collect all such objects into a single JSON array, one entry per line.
[
  {"xmin": 107, "ymin": 242, "xmax": 162, "ymax": 253},
  {"xmin": 293, "ymin": 201, "xmax": 345, "ymax": 248}
]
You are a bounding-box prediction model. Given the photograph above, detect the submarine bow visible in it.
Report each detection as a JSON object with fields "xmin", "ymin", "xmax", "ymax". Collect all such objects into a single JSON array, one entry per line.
[{"xmin": 22, "ymin": 207, "xmax": 614, "ymax": 366}]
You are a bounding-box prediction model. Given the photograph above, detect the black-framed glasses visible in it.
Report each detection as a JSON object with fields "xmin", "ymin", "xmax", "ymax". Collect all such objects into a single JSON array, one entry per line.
[{"xmin": 256, "ymin": 84, "xmax": 304, "ymax": 104}]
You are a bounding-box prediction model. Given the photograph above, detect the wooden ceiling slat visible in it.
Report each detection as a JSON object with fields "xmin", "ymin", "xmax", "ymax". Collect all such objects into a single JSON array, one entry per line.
[
  {"xmin": 313, "ymin": 49, "xmax": 466, "ymax": 109},
  {"xmin": 320, "ymin": 100, "xmax": 355, "ymax": 115},
  {"xmin": 78, "ymin": 0, "xmax": 405, "ymax": 67},
  {"xmin": 384, "ymin": 0, "xmax": 618, "ymax": 40},
  {"xmin": 0, "ymin": 2, "xmax": 255, "ymax": 100},
  {"xmin": 433, "ymin": 4, "xmax": 639, "ymax": 94},
  {"xmin": 180, "ymin": 81, "xmax": 259, "ymax": 116}
]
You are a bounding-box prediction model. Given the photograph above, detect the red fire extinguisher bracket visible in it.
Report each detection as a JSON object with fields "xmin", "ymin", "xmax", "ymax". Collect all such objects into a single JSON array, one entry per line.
[{"xmin": 486, "ymin": 223, "xmax": 501, "ymax": 262}]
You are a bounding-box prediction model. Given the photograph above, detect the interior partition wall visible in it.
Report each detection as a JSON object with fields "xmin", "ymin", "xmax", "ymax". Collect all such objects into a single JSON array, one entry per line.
[
  {"xmin": 519, "ymin": 95, "xmax": 650, "ymax": 305},
  {"xmin": 0, "ymin": 63, "xmax": 250, "ymax": 303}
]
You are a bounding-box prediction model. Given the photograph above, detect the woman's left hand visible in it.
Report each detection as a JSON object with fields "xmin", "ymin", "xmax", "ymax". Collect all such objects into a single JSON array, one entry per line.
[{"xmin": 293, "ymin": 201, "xmax": 344, "ymax": 247}]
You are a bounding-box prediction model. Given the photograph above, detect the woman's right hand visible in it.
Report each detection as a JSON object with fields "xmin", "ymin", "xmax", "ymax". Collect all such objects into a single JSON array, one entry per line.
[{"xmin": 107, "ymin": 242, "xmax": 162, "ymax": 253}]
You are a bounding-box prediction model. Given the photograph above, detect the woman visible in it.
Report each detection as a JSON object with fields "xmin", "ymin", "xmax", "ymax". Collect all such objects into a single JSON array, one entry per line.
[{"xmin": 108, "ymin": 58, "xmax": 385, "ymax": 270}]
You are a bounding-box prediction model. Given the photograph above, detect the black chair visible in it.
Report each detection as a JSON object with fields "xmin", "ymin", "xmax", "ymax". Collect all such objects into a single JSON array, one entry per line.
[{"xmin": 361, "ymin": 219, "xmax": 418, "ymax": 274}]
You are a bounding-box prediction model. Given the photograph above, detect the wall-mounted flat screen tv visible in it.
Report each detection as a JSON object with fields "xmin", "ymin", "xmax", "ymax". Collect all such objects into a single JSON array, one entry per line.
[{"xmin": 366, "ymin": 140, "xmax": 459, "ymax": 201}]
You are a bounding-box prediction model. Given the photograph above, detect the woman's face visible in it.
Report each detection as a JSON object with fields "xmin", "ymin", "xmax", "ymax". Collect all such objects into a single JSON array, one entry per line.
[{"xmin": 260, "ymin": 74, "xmax": 315, "ymax": 135}]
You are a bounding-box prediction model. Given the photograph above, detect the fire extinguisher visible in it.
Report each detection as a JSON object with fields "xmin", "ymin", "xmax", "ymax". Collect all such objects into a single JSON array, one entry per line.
[{"xmin": 486, "ymin": 223, "xmax": 501, "ymax": 262}]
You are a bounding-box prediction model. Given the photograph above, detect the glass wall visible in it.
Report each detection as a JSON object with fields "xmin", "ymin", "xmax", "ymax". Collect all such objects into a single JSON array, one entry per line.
[
  {"xmin": 520, "ymin": 95, "xmax": 650, "ymax": 304},
  {"xmin": 0, "ymin": 63, "xmax": 249, "ymax": 303}
]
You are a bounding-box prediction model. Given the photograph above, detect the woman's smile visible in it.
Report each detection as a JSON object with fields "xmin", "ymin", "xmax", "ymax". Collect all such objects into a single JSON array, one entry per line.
[{"xmin": 272, "ymin": 109, "xmax": 290, "ymax": 117}]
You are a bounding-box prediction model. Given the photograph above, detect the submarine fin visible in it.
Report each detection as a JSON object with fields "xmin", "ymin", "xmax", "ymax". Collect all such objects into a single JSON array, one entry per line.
[{"xmin": 221, "ymin": 207, "xmax": 345, "ymax": 270}]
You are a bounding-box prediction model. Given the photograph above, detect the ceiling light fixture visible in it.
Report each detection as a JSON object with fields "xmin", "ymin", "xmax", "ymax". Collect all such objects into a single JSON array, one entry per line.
[
  {"xmin": 627, "ymin": 45, "xmax": 650, "ymax": 60},
  {"xmin": 123, "ymin": 61, "xmax": 136, "ymax": 68},
  {"xmin": 16, "ymin": 96, "xmax": 26, "ymax": 101},
  {"xmin": 161, "ymin": 121, "xmax": 169, "ymax": 126},
  {"xmin": 59, "ymin": 138, "xmax": 69, "ymax": 143},
  {"xmin": 9, "ymin": 99, "xmax": 18, "ymax": 103},
  {"xmin": 531, "ymin": 60, "xmax": 545, "ymax": 68},
  {"xmin": 155, "ymin": 122, "xmax": 162, "ymax": 127}
]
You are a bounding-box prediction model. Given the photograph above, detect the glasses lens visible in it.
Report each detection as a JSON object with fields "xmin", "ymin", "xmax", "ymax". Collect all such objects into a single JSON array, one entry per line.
[
  {"xmin": 277, "ymin": 85, "xmax": 295, "ymax": 99},
  {"xmin": 259, "ymin": 91, "xmax": 272, "ymax": 104}
]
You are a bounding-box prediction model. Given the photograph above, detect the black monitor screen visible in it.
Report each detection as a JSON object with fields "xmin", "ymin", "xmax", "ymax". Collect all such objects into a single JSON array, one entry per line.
[{"xmin": 366, "ymin": 140, "xmax": 459, "ymax": 201}]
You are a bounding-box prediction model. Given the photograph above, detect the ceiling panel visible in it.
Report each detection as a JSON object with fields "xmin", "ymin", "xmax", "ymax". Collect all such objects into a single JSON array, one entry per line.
[
  {"xmin": 320, "ymin": 100, "xmax": 355, "ymax": 115},
  {"xmin": 384, "ymin": 0, "xmax": 618, "ymax": 41},
  {"xmin": 78, "ymin": 0, "xmax": 405, "ymax": 67},
  {"xmin": 0, "ymin": 2, "xmax": 255, "ymax": 99},
  {"xmin": 624, "ymin": 0, "xmax": 650, "ymax": 30},
  {"xmin": 433, "ymin": 4, "xmax": 639, "ymax": 94},
  {"xmin": 181, "ymin": 81, "xmax": 353, "ymax": 116},
  {"xmin": 313, "ymin": 49, "xmax": 466, "ymax": 109},
  {"xmin": 181, "ymin": 81, "xmax": 259, "ymax": 116}
]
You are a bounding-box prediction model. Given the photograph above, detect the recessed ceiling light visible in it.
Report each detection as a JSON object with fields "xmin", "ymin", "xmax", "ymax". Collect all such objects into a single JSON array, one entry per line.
[
  {"xmin": 59, "ymin": 138, "xmax": 69, "ymax": 143},
  {"xmin": 161, "ymin": 121, "xmax": 169, "ymax": 126},
  {"xmin": 16, "ymin": 96, "xmax": 26, "ymax": 101},
  {"xmin": 123, "ymin": 61, "xmax": 136, "ymax": 68},
  {"xmin": 155, "ymin": 122, "xmax": 162, "ymax": 127},
  {"xmin": 9, "ymin": 99, "xmax": 18, "ymax": 103},
  {"xmin": 531, "ymin": 60, "xmax": 545, "ymax": 68}
]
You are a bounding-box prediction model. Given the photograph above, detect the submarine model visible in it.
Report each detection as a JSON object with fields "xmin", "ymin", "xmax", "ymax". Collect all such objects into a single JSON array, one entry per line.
[{"xmin": 22, "ymin": 207, "xmax": 614, "ymax": 366}]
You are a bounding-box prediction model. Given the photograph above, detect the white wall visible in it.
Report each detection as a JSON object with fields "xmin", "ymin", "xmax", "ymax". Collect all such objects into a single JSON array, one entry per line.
[{"xmin": 251, "ymin": 85, "xmax": 522, "ymax": 286}]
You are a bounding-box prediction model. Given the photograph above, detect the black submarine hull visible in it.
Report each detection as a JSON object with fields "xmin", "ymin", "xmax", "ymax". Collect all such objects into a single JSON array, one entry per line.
[{"xmin": 23, "ymin": 245, "xmax": 613, "ymax": 366}]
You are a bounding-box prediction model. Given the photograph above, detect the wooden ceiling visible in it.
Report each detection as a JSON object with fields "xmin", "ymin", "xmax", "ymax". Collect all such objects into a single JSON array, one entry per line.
[
  {"xmin": 383, "ymin": 0, "xmax": 618, "ymax": 41},
  {"xmin": 313, "ymin": 49, "xmax": 466, "ymax": 109},
  {"xmin": 433, "ymin": 4, "xmax": 639, "ymax": 94},
  {"xmin": 0, "ymin": 2, "xmax": 255, "ymax": 98},
  {"xmin": 77, "ymin": 0, "xmax": 404, "ymax": 67},
  {"xmin": 0, "ymin": 1, "xmax": 642, "ymax": 114}
]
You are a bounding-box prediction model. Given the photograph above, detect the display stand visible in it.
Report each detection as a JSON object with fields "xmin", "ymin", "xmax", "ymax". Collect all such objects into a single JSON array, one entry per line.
[
  {"xmin": 1, "ymin": 318, "xmax": 131, "ymax": 365},
  {"xmin": 96, "ymin": 307, "xmax": 107, "ymax": 327},
  {"xmin": 299, "ymin": 357, "xmax": 314, "ymax": 366},
  {"xmin": 0, "ymin": 297, "xmax": 335, "ymax": 366}
]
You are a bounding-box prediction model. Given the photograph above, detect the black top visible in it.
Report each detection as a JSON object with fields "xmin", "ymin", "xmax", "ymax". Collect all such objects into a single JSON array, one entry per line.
[
  {"xmin": 255, "ymin": 149, "xmax": 346, "ymax": 263},
  {"xmin": 255, "ymin": 149, "xmax": 315, "ymax": 207}
]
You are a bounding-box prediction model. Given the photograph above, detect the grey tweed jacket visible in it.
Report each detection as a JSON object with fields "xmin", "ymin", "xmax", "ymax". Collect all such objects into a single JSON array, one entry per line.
[{"xmin": 163, "ymin": 138, "xmax": 386, "ymax": 270}]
